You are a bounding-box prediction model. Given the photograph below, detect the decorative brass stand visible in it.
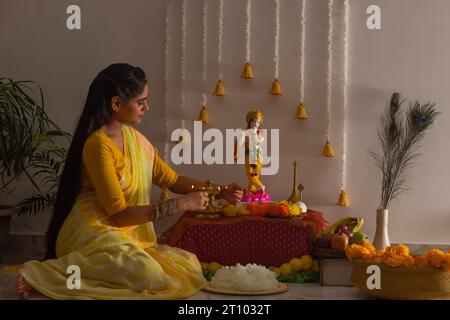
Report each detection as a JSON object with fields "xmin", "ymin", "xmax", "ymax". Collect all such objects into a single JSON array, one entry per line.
[
  {"xmin": 288, "ymin": 161, "xmax": 301, "ymax": 203},
  {"xmin": 192, "ymin": 180, "xmax": 222, "ymax": 218}
]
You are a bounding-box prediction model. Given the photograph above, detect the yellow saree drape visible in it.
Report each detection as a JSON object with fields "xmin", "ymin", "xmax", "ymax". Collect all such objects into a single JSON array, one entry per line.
[{"xmin": 20, "ymin": 126, "xmax": 206, "ymax": 299}]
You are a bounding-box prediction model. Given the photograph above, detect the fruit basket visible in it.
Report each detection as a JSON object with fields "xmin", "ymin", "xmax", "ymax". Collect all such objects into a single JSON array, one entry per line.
[
  {"xmin": 351, "ymin": 259, "xmax": 450, "ymax": 300},
  {"xmin": 312, "ymin": 217, "xmax": 367, "ymax": 258},
  {"xmin": 311, "ymin": 247, "xmax": 347, "ymax": 259}
]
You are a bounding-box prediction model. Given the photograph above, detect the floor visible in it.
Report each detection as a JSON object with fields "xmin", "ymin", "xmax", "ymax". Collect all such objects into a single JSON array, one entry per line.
[
  {"xmin": 1, "ymin": 236, "xmax": 447, "ymax": 300},
  {"xmin": 0, "ymin": 266, "xmax": 372, "ymax": 300},
  {"xmin": 188, "ymin": 283, "xmax": 373, "ymax": 300}
]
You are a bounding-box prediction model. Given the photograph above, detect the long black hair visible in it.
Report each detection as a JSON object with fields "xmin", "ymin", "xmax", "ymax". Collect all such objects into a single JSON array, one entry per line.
[{"xmin": 46, "ymin": 63, "xmax": 147, "ymax": 259}]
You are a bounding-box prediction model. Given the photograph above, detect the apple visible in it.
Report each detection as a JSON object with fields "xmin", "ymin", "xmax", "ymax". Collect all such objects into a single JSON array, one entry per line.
[
  {"xmin": 330, "ymin": 232, "xmax": 349, "ymax": 251},
  {"xmin": 350, "ymin": 231, "xmax": 368, "ymax": 245},
  {"xmin": 334, "ymin": 224, "xmax": 354, "ymax": 238}
]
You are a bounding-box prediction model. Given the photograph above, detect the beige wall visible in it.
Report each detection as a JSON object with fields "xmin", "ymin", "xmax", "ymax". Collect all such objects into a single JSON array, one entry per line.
[{"xmin": 1, "ymin": 0, "xmax": 449, "ymax": 243}]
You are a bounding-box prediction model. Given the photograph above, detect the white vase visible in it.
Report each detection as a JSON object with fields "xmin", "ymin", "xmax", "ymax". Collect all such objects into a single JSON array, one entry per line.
[{"xmin": 373, "ymin": 208, "xmax": 390, "ymax": 249}]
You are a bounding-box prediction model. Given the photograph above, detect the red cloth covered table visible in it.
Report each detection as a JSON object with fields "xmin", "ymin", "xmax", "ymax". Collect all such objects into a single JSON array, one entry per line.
[{"xmin": 165, "ymin": 211, "xmax": 321, "ymax": 267}]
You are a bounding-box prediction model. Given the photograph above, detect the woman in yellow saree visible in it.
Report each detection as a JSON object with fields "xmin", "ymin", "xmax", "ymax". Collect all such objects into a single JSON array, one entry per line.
[{"xmin": 16, "ymin": 63, "xmax": 243, "ymax": 299}]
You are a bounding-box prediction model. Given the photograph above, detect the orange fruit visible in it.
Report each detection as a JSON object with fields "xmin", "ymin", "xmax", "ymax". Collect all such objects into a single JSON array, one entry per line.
[
  {"xmin": 209, "ymin": 262, "xmax": 222, "ymax": 273},
  {"xmin": 289, "ymin": 258, "xmax": 303, "ymax": 272},
  {"xmin": 279, "ymin": 263, "xmax": 292, "ymax": 275}
]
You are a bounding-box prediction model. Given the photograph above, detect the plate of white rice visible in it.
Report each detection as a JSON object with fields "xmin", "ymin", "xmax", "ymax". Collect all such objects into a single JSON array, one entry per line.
[{"xmin": 203, "ymin": 263, "xmax": 288, "ymax": 295}]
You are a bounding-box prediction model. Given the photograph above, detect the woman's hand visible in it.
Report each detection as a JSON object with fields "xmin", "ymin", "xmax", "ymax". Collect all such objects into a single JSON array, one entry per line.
[
  {"xmin": 218, "ymin": 183, "xmax": 244, "ymax": 205},
  {"xmin": 176, "ymin": 191, "xmax": 209, "ymax": 212}
]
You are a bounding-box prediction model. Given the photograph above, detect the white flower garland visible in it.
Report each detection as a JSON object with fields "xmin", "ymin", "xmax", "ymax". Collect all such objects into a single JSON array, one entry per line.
[
  {"xmin": 217, "ymin": 0, "xmax": 224, "ymax": 80},
  {"xmin": 245, "ymin": 0, "xmax": 252, "ymax": 63},
  {"xmin": 340, "ymin": 0, "xmax": 349, "ymax": 190},
  {"xmin": 180, "ymin": 0, "xmax": 186, "ymax": 131},
  {"xmin": 201, "ymin": 0, "xmax": 207, "ymax": 107},
  {"xmin": 325, "ymin": 0, "xmax": 334, "ymax": 142},
  {"xmin": 299, "ymin": 0, "xmax": 306, "ymax": 103},
  {"xmin": 274, "ymin": 0, "xmax": 280, "ymax": 79},
  {"xmin": 163, "ymin": 0, "xmax": 170, "ymax": 162}
]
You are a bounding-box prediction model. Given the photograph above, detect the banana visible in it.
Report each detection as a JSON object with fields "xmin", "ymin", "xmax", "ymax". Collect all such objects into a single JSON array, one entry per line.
[
  {"xmin": 322, "ymin": 217, "xmax": 364, "ymax": 235},
  {"xmin": 350, "ymin": 217, "xmax": 364, "ymax": 233}
]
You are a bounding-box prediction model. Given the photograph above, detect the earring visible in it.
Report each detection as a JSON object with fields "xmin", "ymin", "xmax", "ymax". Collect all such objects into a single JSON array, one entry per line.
[{"xmin": 112, "ymin": 106, "xmax": 119, "ymax": 113}]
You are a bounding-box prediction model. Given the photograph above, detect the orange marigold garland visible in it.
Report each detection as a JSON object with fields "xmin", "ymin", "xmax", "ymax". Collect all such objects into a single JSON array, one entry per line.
[
  {"xmin": 346, "ymin": 243, "xmax": 450, "ymax": 271},
  {"xmin": 426, "ymin": 249, "xmax": 446, "ymax": 268}
]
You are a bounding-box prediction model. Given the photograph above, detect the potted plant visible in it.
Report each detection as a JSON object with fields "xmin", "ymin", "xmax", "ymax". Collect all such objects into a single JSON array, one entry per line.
[
  {"xmin": 370, "ymin": 92, "xmax": 440, "ymax": 249},
  {"xmin": 0, "ymin": 78, "xmax": 70, "ymax": 261}
]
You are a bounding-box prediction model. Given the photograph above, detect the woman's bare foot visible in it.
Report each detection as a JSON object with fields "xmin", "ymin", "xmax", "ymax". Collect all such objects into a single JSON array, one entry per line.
[{"xmin": 16, "ymin": 273, "xmax": 32, "ymax": 299}]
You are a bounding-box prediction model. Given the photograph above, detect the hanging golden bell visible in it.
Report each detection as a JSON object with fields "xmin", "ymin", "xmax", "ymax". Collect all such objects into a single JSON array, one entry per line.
[
  {"xmin": 295, "ymin": 102, "xmax": 308, "ymax": 120},
  {"xmin": 159, "ymin": 188, "xmax": 169, "ymax": 203},
  {"xmin": 269, "ymin": 79, "xmax": 283, "ymax": 95},
  {"xmin": 321, "ymin": 140, "xmax": 335, "ymax": 157},
  {"xmin": 336, "ymin": 189, "xmax": 351, "ymax": 207},
  {"xmin": 241, "ymin": 62, "xmax": 254, "ymax": 79},
  {"xmin": 213, "ymin": 79, "xmax": 226, "ymax": 96},
  {"xmin": 199, "ymin": 105, "xmax": 209, "ymax": 123}
]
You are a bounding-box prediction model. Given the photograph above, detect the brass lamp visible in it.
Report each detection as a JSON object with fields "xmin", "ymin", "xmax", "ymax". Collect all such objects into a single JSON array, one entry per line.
[{"xmin": 192, "ymin": 180, "xmax": 222, "ymax": 218}]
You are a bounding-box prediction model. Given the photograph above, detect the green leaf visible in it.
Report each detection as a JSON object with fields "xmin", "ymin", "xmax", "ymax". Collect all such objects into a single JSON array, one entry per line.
[
  {"xmin": 302, "ymin": 271, "xmax": 313, "ymax": 281},
  {"xmin": 294, "ymin": 273, "xmax": 305, "ymax": 283},
  {"xmin": 277, "ymin": 274, "xmax": 295, "ymax": 283},
  {"xmin": 203, "ymin": 270, "xmax": 214, "ymax": 281},
  {"xmin": 0, "ymin": 78, "xmax": 71, "ymax": 210}
]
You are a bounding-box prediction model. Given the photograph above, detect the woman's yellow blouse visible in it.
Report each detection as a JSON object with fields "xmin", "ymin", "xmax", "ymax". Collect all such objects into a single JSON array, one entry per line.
[{"xmin": 80, "ymin": 129, "xmax": 178, "ymax": 215}]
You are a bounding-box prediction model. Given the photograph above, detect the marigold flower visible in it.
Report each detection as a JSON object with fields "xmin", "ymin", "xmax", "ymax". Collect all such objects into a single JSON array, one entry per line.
[
  {"xmin": 393, "ymin": 244, "xmax": 409, "ymax": 256},
  {"xmin": 443, "ymin": 254, "xmax": 450, "ymax": 272},
  {"xmin": 402, "ymin": 255, "xmax": 415, "ymax": 266},
  {"xmin": 414, "ymin": 255, "xmax": 428, "ymax": 268},
  {"xmin": 426, "ymin": 249, "xmax": 445, "ymax": 268},
  {"xmin": 361, "ymin": 249, "xmax": 375, "ymax": 261},
  {"xmin": 385, "ymin": 256, "xmax": 404, "ymax": 267},
  {"xmin": 385, "ymin": 254, "xmax": 414, "ymax": 267},
  {"xmin": 346, "ymin": 244, "xmax": 364, "ymax": 261},
  {"xmin": 375, "ymin": 249, "xmax": 386, "ymax": 257},
  {"xmin": 361, "ymin": 242, "xmax": 376, "ymax": 253},
  {"xmin": 384, "ymin": 246, "xmax": 396, "ymax": 258},
  {"xmin": 346, "ymin": 244, "xmax": 450, "ymax": 272}
]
